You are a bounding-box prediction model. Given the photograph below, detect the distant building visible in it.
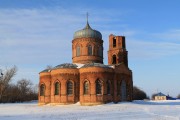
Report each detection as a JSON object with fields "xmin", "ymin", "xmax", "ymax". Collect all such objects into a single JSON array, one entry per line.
[
  {"xmin": 38, "ymin": 18, "xmax": 133, "ymax": 105},
  {"xmin": 154, "ymin": 92, "xmax": 167, "ymax": 100},
  {"xmin": 154, "ymin": 92, "xmax": 176, "ymax": 100}
]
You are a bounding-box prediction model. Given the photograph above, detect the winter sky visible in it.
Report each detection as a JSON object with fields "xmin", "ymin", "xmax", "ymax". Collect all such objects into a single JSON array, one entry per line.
[{"xmin": 0, "ymin": 0, "xmax": 180, "ymax": 97}]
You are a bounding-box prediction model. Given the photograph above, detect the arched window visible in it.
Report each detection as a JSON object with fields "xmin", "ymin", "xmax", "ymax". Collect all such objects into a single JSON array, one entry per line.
[
  {"xmin": 84, "ymin": 81, "xmax": 89, "ymax": 95},
  {"xmin": 76, "ymin": 45, "xmax": 80, "ymax": 56},
  {"xmin": 98, "ymin": 46, "xmax": 103, "ymax": 57},
  {"xmin": 88, "ymin": 45, "xmax": 93, "ymax": 55},
  {"xmin": 54, "ymin": 82, "xmax": 60, "ymax": 95},
  {"xmin": 121, "ymin": 80, "xmax": 126, "ymax": 101},
  {"xmin": 112, "ymin": 55, "xmax": 117, "ymax": 64},
  {"xmin": 96, "ymin": 79, "xmax": 102, "ymax": 95},
  {"xmin": 113, "ymin": 37, "xmax": 116, "ymax": 47},
  {"xmin": 107, "ymin": 80, "xmax": 111, "ymax": 95},
  {"xmin": 67, "ymin": 81, "xmax": 73, "ymax": 95},
  {"xmin": 40, "ymin": 84, "xmax": 45, "ymax": 96},
  {"xmin": 117, "ymin": 81, "xmax": 120, "ymax": 95}
]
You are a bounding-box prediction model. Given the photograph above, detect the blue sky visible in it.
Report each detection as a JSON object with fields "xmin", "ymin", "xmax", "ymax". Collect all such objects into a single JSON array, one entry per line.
[{"xmin": 0, "ymin": 0, "xmax": 180, "ymax": 97}]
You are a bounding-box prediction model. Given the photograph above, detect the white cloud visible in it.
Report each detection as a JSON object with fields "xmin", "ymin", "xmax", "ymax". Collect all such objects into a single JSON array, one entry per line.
[
  {"xmin": 153, "ymin": 29, "xmax": 180, "ymax": 41},
  {"xmin": 0, "ymin": 8, "xmax": 80, "ymax": 65},
  {"xmin": 102, "ymin": 28, "xmax": 180, "ymax": 60},
  {"xmin": 0, "ymin": 7, "xmax": 126, "ymax": 66},
  {"xmin": 0, "ymin": 7, "xmax": 126, "ymax": 83},
  {"xmin": 1, "ymin": 7, "xmax": 180, "ymax": 86},
  {"xmin": 127, "ymin": 38, "xmax": 180, "ymax": 59}
]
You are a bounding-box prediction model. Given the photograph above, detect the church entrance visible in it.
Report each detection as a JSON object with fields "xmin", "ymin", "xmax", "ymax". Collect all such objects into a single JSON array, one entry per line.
[{"xmin": 121, "ymin": 80, "xmax": 126, "ymax": 101}]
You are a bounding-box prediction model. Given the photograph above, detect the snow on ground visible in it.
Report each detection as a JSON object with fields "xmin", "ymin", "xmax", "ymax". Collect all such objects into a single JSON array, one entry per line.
[{"xmin": 0, "ymin": 100, "xmax": 180, "ymax": 120}]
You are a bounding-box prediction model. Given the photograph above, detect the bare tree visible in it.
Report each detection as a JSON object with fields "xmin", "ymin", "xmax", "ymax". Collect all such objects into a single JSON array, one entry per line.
[
  {"xmin": 5, "ymin": 84, "xmax": 19, "ymax": 102},
  {"xmin": 17, "ymin": 79, "xmax": 33, "ymax": 102},
  {"xmin": 0, "ymin": 66, "xmax": 17, "ymax": 102}
]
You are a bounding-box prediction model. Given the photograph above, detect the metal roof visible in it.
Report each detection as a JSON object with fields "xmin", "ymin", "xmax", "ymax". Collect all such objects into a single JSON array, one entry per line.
[
  {"xmin": 53, "ymin": 63, "xmax": 78, "ymax": 69},
  {"xmin": 40, "ymin": 69, "xmax": 50, "ymax": 73},
  {"xmin": 81, "ymin": 63, "xmax": 111, "ymax": 69},
  {"xmin": 73, "ymin": 22, "xmax": 102, "ymax": 39},
  {"xmin": 156, "ymin": 92, "xmax": 167, "ymax": 96}
]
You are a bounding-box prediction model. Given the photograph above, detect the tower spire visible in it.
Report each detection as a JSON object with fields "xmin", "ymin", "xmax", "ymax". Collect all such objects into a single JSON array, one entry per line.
[{"xmin": 85, "ymin": 12, "xmax": 91, "ymax": 29}]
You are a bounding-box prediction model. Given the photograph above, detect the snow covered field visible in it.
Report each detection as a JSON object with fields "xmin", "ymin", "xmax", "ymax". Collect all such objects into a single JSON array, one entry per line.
[{"xmin": 0, "ymin": 100, "xmax": 180, "ymax": 120}]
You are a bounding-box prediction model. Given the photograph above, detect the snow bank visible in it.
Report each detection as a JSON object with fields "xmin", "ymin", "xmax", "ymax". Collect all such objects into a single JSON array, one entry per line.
[
  {"xmin": 133, "ymin": 100, "xmax": 180, "ymax": 105},
  {"xmin": 0, "ymin": 100, "xmax": 180, "ymax": 120}
]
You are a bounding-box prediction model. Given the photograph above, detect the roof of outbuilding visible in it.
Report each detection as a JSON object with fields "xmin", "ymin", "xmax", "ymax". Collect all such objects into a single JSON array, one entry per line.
[{"xmin": 156, "ymin": 92, "xmax": 167, "ymax": 96}]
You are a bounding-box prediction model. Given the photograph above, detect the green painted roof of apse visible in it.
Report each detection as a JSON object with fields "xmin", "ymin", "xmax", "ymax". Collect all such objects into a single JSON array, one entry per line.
[
  {"xmin": 73, "ymin": 22, "xmax": 102, "ymax": 39},
  {"xmin": 39, "ymin": 69, "xmax": 50, "ymax": 73},
  {"xmin": 53, "ymin": 63, "xmax": 78, "ymax": 69},
  {"xmin": 81, "ymin": 63, "xmax": 111, "ymax": 69}
]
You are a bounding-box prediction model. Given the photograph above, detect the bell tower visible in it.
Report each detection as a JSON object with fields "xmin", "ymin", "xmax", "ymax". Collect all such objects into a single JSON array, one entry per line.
[{"xmin": 107, "ymin": 34, "xmax": 128, "ymax": 67}]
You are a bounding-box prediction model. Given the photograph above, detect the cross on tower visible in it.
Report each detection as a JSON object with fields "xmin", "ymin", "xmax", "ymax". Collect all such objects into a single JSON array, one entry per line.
[{"xmin": 86, "ymin": 12, "xmax": 89, "ymax": 23}]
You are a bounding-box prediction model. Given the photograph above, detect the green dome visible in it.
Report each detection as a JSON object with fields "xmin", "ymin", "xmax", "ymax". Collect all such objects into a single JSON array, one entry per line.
[{"xmin": 74, "ymin": 22, "xmax": 102, "ymax": 39}]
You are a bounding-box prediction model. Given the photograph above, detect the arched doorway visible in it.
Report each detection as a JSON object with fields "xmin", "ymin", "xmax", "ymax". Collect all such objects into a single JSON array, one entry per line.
[{"xmin": 121, "ymin": 80, "xmax": 126, "ymax": 101}]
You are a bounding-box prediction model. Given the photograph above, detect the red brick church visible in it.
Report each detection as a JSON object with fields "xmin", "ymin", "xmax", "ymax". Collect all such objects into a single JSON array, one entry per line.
[{"xmin": 38, "ymin": 18, "xmax": 133, "ymax": 105}]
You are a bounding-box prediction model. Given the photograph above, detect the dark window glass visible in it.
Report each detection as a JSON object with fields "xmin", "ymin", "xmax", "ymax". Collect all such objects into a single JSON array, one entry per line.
[
  {"xmin": 88, "ymin": 45, "xmax": 93, "ymax": 55},
  {"xmin": 98, "ymin": 46, "xmax": 103, "ymax": 57},
  {"xmin": 113, "ymin": 37, "xmax": 116, "ymax": 47},
  {"xmin": 76, "ymin": 46, "xmax": 80, "ymax": 56},
  {"xmin": 107, "ymin": 80, "xmax": 111, "ymax": 95},
  {"xmin": 67, "ymin": 81, "xmax": 73, "ymax": 95},
  {"xmin": 84, "ymin": 81, "xmax": 89, "ymax": 95},
  {"xmin": 112, "ymin": 55, "xmax": 116, "ymax": 64},
  {"xmin": 55, "ymin": 82, "xmax": 60, "ymax": 95},
  {"xmin": 117, "ymin": 81, "xmax": 120, "ymax": 95},
  {"xmin": 40, "ymin": 84, "xmax": 45, "ymax": 96},
  {"xmin": 96, "ymin": 79, "xmax": 102, "ymax": 94}
]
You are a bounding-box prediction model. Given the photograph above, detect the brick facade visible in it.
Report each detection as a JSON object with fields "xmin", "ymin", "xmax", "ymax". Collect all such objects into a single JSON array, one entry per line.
[
  {"xmin": 72, "ymin": 38, "xmax": 103, "ymax": 64},
  {"xmin": 108, "ymin": 34, "xmax": 128, "ymax": 66},
  {"xmin": 38, "ymin": 22, "xmax": 133, "ymax": 106}
]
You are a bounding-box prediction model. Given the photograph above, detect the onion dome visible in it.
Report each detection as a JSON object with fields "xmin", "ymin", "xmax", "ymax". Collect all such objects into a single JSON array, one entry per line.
[
  {"xmin": 73, "ymin": 21, "xmax": 102, "ymax": 39},
  {"xmin": 81, "ymin": 63, "xmax": 111, "ymax": 68},
  {"xmin": 53, "ymin": 63, "xmax": 78, "ymax": 69}
]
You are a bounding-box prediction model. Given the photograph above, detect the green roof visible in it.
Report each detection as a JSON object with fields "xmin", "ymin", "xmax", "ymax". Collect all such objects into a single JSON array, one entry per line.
[
  {"xmin": 53, "ymin": 63, "xmax": 78, "ymax": 69},
  {"xmin": 81, "ymin": 63, "xmax": 111, "ymax": 68},
  {"xmin": 74, "ymin": 22, "xmax": 102, "ymax": 39}
]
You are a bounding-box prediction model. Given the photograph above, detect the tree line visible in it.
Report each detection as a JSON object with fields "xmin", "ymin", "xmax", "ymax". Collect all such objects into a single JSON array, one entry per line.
[
  {"xmin": 0, "ymin": 66, "xmax": 179, "ymax": 102},
  {"xmin": 0, "ymin": 66, "xmax": 38, "ymax": 103},
  {"xmin": 133, "ymin": 86, "xmax": 180, "ymax": 100}
]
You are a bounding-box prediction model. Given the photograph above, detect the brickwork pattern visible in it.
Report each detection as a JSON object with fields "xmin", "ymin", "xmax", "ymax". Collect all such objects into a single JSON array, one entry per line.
[{"xmin": 38, "ymin": 34, "xmax": 133, "ymax": 106}]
